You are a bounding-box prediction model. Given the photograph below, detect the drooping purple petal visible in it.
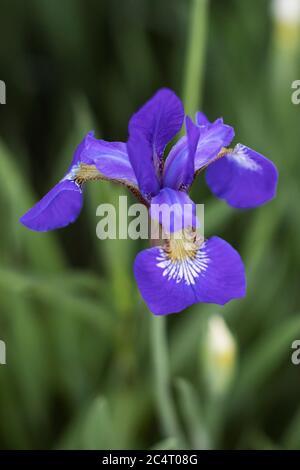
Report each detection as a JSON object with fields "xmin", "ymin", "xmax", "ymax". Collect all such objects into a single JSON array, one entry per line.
[
  {"xmin": 205, "ymin": 144, "xmax": 278, "ymax": 209},
  {"xmin": 20, "ymin": 180, "xmax": 83, "ymax": 232},
  {"xmin": 149, "ymin": 187, "xmax": 198, "ymax": 233},
  {"xmin": 81, "ymin": 133, "xmax": 138, "ymax": 185},
  {"xmin": 195, "ymin": 117, "xmax": 235, "ymax": 171},
  {"xmin": 20, "ymin": 132, "xmax": 98, "ymax": 232},
  {"xmin": 134, "ymin": 236, "xmax": 246, "ymax": 315},
  {"xmin": 163, "ymin": 117, "xmax": 200, "ymax": 190}
]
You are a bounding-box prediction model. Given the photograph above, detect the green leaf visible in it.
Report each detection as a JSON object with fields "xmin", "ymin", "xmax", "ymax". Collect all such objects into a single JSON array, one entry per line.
[
  {"xmin": 231, "ymin": 315, "xmax": 300, "ymax": 413},
  {"xmin": 81, "ymin": 397, "xmax": 114, "ymax": 450},
  {"xmin": 175, "ymin": 378, "xmax": 210, "ymax": 450},
  {"xmin": 282, "ymin": 407, "xmax": 300, "ymax": 450},
  {"xmin": 58, "ymin": 397, "xmax": 114, "ymax": 450},
  {"xmin": 150, "ymin": 437, "xmax": 180, "ymax": 450}
]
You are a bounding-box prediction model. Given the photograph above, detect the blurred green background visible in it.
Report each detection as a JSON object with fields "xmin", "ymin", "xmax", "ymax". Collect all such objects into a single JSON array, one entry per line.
[{"xmin": 0, "ymin": 0, "xmax": 300, "ymax": 450}]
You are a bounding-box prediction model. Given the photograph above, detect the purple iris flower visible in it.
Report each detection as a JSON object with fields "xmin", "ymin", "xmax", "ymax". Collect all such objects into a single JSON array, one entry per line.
[{"xmin": 20, "ymin": 88, "xmax": 278, "ymax": 315}]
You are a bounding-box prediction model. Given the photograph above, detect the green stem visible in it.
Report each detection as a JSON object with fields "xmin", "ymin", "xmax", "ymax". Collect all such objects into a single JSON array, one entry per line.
[
  {"xmin": 151, "ymin": 316, "xmax": 182, "ymax": 441},
  {"xmin": 182, "ymin": 0, "xmax": 209, "ymax": 116},
  {"xmin": 150, "ymin": 0, "xmax": 209, "ymax": 446}
]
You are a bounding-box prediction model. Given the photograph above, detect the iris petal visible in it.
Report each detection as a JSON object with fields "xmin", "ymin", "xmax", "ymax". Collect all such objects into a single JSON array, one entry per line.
[
  {"xmin": 163, "ymin": 116, "xmax": 200, "ymax": 190},
  {"xmin": 205, "ymin": 144, "xmax": 278, "ymax": 209},
  {"xmin": 129, "ymin": 88, "xmax": 184, "ymax": 168},
  {"xmin": 149, "ymin": 188, "xmax": 198, "ymax": 233},
  {"xmin": 20, "ymin": 180, "xmax": 83, "ymax": 232},
  {"xmin": 69, "ymin": 131, "xmax": 95, "ymax": 168},
  {"xmin": 81, "ymin": 133, "xmax": 138, "ymax": 186},
  {"xmin": 127, "ymin": 88, "xmax": 184, "ymax": 197},
  {"xmin": 164, "ymin": 113, "xmax": 234, "ymax": 188},
  {"xmin": 195, "ymin": 111, "xmax": 210, "ymax": 126},
  {"xmin": 195, "ymin": 117, "xmax": 235, "ymax": 171},
  {"xmin": 134, "ymin": 236, "xmax": 246, "ymax": 315},
  {"xmin": 19, "ymin": 133, "xmax": 94, "ymax": 232},
  {"xmin": 127, "ymin": 131, "xmax": 160, "ymax": 198},
  {"xmin": 163, "ymin": 136, "xmax": 188, "ymax": 189}
]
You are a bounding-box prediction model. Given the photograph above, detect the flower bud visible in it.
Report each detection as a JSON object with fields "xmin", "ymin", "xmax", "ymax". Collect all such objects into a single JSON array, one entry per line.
[
  {"xmin": 203, "ymin": 315, "xmax": 237, "ymax": 397},
  {"xmin": 272, "ymin": 0, "xmax": 300, "ymax": 49}
]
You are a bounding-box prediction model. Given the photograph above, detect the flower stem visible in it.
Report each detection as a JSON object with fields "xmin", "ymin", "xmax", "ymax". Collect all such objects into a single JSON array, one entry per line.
[
  {"xmin": 150, "ymin": 0, "xmax": 209, "ymax": 446},
  {"xmin": 151, "ymin": 316, "xmax": 182, "ymax": 441},
  {"xmin": 182, "ymin": 0, "xmax": 209, "ymax": 116}
]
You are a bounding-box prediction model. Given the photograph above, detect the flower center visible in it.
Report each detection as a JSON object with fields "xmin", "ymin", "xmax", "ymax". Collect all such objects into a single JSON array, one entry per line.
[
  {"xmin": 65, "ymin": 163, "xmax": 102, "ymax": 186},
  {"xmin": 156, "ymin": 230, "xmax": 209, "ymax": 286},
  {"xmin": 163, "ymin": 229, "xmax": 203, "ymax": 262},
  {"xmin": 74, "ymin": 163, "xmax": 102, "ymax": 185}
]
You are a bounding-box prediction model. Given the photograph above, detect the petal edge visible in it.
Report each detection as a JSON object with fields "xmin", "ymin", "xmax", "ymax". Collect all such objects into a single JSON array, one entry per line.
[
  {"xmin": 20, "ymin": 180, "xmax": 83, "ymax": 232},
  {"xmin": 134, "ymin": 236, "xmax": 246, "ymax": 315},
  {"xmin": 206, "ymin": 144, "xmax": 278, "ymax": 209}
]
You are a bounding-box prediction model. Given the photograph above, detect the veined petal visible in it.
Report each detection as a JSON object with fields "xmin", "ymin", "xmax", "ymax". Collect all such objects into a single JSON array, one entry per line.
[
  {"xmin": 205, "ymin": 144, "xmax": 278, "ymax": 209},
  {"xmin": 134, "ymin": 236, "xmax": 246, "ymax": 315},
  {"xmin": 81, "ymin": 133, "xmax": 138, "ymax": 186},
  {"xmin": 128, "ymin": 88, "xmax": 184, "ymax": 190},
  {"xmin": 163, "ymin": 117, "xmax": 200, "ymax": 190},
  {"xmin": 20, "ymin": 180, "xmax": 83, "ymax": 232},
  {"xmin": 163, "ymin": 136, "xmax": 188, "ymax": 189},
  {"xmin": 195, "ymin": 117, "xmax": 235, "ymax": 171},
  {"xmin": 20, "ymin": 133, "xmax": 97, "ymax": 232},
  {"xmin": 127, "ymin": 130, "xmax": 160, "ymax": 199},
  {"xmin": 129, "ymin": 88, "xmax": 184, "ymax": 168},
  {"xmin": 149, "ymin": 188, "xmax": 197, "ymax": 233}
]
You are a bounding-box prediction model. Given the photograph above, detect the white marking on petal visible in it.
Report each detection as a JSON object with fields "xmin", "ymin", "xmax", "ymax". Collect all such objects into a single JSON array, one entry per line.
[
  {"xmin": 156, "ymin": 242, "xmax": 210, "ymax": 286},
  {"xmin": 229, "ymin": 145, "xmax": 261, "ymax": 172},
  {"xmin": 63, "ymin": 163, "xmax": 81, "ymax": 181}
]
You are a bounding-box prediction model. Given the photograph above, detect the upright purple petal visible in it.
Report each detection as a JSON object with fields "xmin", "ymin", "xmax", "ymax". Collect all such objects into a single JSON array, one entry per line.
[
  {"xmin": 163, "ymin": 117, "xmax": 200, "ymax": 190},
  {"xmin": 127, "ymin": 131, "xmax": 160, "ymax": 198},
  {"xmin": 20, "ymin": 180, "xmax": 83, "ymax": 232},
  {"xmin": 149, "ymin": 188, "xmax": 197, "ymax": 233},
  {"xmin": 165, "ymin": 113, "xmax": 234, "ymax": 180},
  {"xmin": 195, "ymin": 117, "xmax": 235, "ymax": 171},
  {"xmin": 205, "ymin": 144, "xmax": 278, "ymax": 209},
  {"xmin": 195, "ymin": 111, "xmax": 210, "ymax": 126},
  {"xmin": 81, "ymin": 133, "xmax": 138, "ymax": 185},
  {"xmin": 130, "ymin": 88, "xmax": 184, "ymax": 166},
  {"xmin": 163, "ymin": 137, "xmax": 188, "ymax": 189},
  {"xmin": 69, "ymin": 131, "xmax": 95, "ymax": 168},
  {"xmin": 128, "ymin": 88, "xmax": 184, "ymax": 190},
  {"xmin": 134, "ymin": 236, "xmax": 246, "ymax": 315}
]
